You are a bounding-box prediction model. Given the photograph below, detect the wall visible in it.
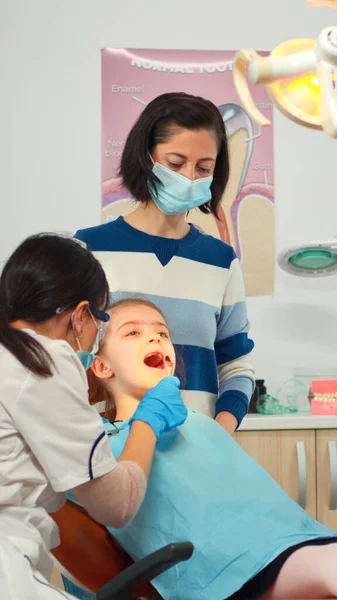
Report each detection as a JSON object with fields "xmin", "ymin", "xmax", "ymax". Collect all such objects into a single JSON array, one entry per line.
[{"xmin": 1, "ymin": 0, "xmax": 336, "ymax": 396}]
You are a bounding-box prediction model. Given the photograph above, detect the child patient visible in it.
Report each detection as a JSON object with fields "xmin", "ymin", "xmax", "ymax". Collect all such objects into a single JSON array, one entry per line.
[{"xmin": 66, "ymin": 298, "xmax": 337, "ymax": 600}]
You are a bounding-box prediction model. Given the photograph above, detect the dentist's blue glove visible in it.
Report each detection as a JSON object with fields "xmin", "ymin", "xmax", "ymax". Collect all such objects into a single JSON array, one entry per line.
[{"xmin": 130, "ymin": 376, "xmax": 187, "ymax": 441}]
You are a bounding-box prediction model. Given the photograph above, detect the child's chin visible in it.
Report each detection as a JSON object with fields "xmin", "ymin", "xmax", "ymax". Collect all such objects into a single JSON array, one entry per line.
[{"xmin": 147, "ymin": 369, "xmax": 168, "ymax": 386}]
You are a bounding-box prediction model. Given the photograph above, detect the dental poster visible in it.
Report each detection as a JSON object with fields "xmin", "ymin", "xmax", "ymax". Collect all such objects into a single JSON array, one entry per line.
[{"xmin": 102, "ymin": 48, "xmax": 275, "ymax": 296}]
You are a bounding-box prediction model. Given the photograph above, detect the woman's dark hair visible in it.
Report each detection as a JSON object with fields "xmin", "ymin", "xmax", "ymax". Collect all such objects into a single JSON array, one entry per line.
[
  {"xmin": 0, "ymin": 233, "xmax": 109, "ymax": 377},
  {"xmin": 119, "ymin": 92, "xmax": 229, "ymax": 218}
]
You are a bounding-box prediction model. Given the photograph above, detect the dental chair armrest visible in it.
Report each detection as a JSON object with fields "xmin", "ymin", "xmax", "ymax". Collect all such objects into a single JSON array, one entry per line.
[{"xmin": 96, "ymin": 541, "xmax": 194, "ymax": 600}]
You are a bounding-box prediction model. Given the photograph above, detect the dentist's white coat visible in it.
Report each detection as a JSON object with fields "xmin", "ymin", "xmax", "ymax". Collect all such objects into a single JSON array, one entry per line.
[{"xmin": 0, "ymin": 330, "xmax": 117, "ymax": 599}]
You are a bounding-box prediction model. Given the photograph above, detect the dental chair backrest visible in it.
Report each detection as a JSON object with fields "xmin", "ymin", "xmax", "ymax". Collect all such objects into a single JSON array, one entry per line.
[{"xmin": 51, "ymin": 500, "xmax": 161, "ymax": 599}]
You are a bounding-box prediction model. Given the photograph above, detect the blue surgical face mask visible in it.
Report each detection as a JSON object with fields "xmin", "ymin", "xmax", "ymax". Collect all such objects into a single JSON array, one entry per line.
[
  {"xmin": 77, "ymin": 332, "xmax": 100, "ymax": 370},
  {"xmin": 70, "ymin": 308, "xmax": 109, "ymax": 371},
  {"xmin": 148, "ymin": 159, "xmax": 213, "ymax": 215}
]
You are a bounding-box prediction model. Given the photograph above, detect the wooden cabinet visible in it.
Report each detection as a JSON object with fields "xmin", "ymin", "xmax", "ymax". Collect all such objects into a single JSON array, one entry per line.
[{"xmin": 233, "ymin": 428, "xmax": 337, "ymax": 529}]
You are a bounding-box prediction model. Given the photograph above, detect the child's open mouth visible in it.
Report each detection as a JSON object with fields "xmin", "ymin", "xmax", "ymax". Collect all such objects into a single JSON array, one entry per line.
[{"xmin": 144, "ymin": 352, "xmax": 173, "ymax": 370}]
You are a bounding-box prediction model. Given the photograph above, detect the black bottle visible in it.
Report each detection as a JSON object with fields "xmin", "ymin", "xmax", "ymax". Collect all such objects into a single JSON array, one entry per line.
[{"xmin": 248, "ymin": 379, "xmax": 267, "ymax": 413}]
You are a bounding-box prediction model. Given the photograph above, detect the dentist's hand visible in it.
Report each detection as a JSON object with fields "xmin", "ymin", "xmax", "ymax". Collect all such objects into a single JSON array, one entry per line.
[{"xmin": 130, "ymin": 376, "xmax": 188, "ymax": 440}]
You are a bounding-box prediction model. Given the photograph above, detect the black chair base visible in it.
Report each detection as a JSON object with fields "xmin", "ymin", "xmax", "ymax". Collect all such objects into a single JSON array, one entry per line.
[{"xmin": 96, "ymin": 542, "xmax": 194, "ymax": 600}]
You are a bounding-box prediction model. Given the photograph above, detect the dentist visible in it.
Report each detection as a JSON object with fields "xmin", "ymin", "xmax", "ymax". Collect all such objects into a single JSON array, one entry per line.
[{"xmin": 0, "ymin": 233, "xmax": 187, "ymax": 599}]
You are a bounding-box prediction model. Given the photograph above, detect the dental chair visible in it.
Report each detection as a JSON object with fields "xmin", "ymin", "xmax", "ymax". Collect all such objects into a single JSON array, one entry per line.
[
  {"xmin": 51, "ymin": 502, "xmax": 332, "ymax": 600},
  {"xmin": 51, "ymin": 500, "xmax": 193, "ymax": 600}
]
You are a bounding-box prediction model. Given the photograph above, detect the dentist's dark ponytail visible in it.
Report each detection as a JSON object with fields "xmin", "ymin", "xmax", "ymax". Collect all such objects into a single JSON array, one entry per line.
[
  {"xmin": 0, "ymin": 234, "xmax": 109, "ymax": 377},
  {"xmin": 0, "ymin": 309, "xmax": 53, "ymax": 377}
]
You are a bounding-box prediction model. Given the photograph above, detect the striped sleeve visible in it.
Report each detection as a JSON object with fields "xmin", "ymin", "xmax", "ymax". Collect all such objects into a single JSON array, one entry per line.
[{"xmin": 214, "ymin": 255, "xmax": 255, "ymax": 424}]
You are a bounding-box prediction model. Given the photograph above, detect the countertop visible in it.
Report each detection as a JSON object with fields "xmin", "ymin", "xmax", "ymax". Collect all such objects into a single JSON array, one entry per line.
[{"xmin": 239, "ymin": 413, "xmax": 337, "ymax": 431}]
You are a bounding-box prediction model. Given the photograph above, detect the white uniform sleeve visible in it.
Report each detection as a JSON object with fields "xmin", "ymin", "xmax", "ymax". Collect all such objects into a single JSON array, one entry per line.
[{"xmin": 11, "ymin": 340, "xmax": 117, "ymax": 492}]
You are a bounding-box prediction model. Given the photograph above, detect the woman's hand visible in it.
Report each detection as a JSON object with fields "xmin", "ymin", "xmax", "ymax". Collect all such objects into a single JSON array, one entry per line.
[{"xmin": 215, "ymin": 411, "xmax": 238, "ymax": 435}]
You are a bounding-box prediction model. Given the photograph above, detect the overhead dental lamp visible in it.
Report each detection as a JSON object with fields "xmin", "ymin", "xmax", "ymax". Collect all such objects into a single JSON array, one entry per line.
[
  {"xmin": 278, "ymin": 239, "xmax": 337, "ymax": 276},
  {"xmin": 232, "ymin": 1, "xmax": 337, "ymax": 138},
  {"xmin": 232, "ymin": 1, "xmax": 337, "ymax": 276}
]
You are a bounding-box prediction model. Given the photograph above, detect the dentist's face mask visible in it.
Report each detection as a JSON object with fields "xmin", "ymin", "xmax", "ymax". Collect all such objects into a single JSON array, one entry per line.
[
  {"xmin": 148, "ymin": 157, "xmax": 213, "ymax": 215},
  {"xmin": 73, "ymin": 308, "xmax": 110, "ymax": 371}
]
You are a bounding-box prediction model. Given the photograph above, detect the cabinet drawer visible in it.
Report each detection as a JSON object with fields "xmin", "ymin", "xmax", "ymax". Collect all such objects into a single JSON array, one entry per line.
[{"xmin": 316, "ymin": 430, "xmax": 337, "ymax": 531}]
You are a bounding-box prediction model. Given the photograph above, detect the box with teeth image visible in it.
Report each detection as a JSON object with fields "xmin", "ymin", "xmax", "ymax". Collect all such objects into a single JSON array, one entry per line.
[{"xmin": 311, "ymin": 380, "xmax": 337, "ymax": 415}]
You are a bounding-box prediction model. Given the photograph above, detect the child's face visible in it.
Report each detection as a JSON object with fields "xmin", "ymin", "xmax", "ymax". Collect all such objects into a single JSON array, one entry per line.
[{"xmin": 98, "ymin": 303, "xmax": 176, "ymax": 399}]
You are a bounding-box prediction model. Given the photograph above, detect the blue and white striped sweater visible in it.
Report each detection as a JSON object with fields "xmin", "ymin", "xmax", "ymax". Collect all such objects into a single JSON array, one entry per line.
[{"xmin": 75, "ymin": 217, "xmax": 254, "ymax": 424}]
